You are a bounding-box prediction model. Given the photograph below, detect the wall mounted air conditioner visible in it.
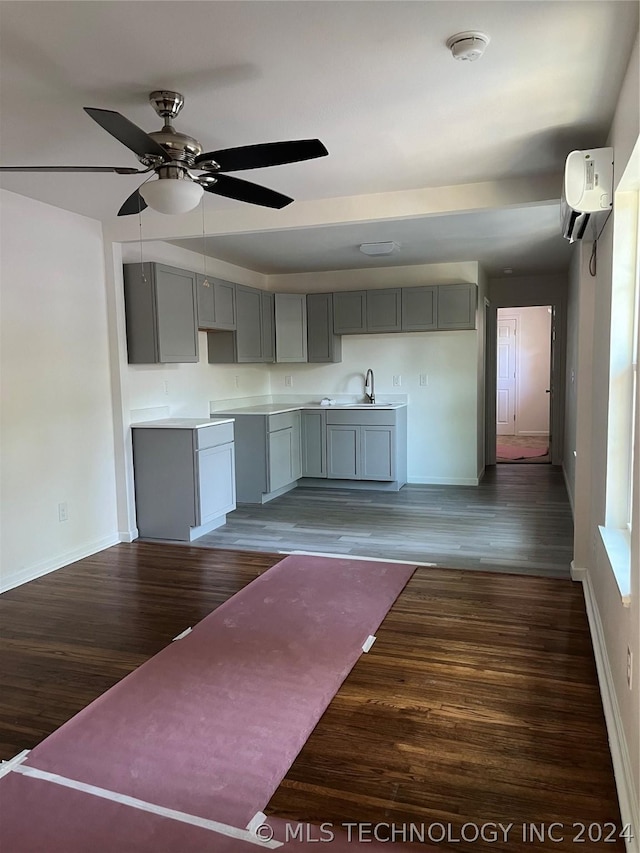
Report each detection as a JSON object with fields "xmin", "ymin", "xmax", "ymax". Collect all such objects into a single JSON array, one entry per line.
[{"xmin": 561, "ymin": 147, "xmax": 613, "ymax": 243}]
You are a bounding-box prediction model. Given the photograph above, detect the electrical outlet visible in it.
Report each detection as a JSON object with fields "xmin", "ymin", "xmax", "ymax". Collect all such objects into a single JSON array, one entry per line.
[
  {"xmin": 234, "ymin": 375, "xmax": 240, "ymax": 389},
  {"xmin": 392, "ymin": 375, "xmax": 401, "ymax": 387},
  {"xmin": 627, "ymin": 647, "xmax": 633, "ymax": 689},
  {"xmin": 58, "ymin": 502, "xmax": 68, "ymax": 522},
  {"xmin": 163, "ymin": 380, "xmax": 169, "ymax": 395},
  {"xmin": 285, "ymin": 375, "xmax": 293, "ymax": 387},
  {"xmin": 419, "ymin": 373, "xmax": 428, "ymax": 386}
]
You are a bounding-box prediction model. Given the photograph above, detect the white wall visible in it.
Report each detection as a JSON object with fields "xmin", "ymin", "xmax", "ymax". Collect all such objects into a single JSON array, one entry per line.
[
  {"xmin": 0, "ymin": 190, "xmax": 119, "ymax": 591},
  {"xmin": 498, "ymin": 306, "xmax": 551, "ymax": 435},
  {"xmin": 568, "ymin": 33, "xmax": 639, "ymax": 844},
  {"xmin": 268, "ymin": 262, "xmax": 481, "ymax": 484}
]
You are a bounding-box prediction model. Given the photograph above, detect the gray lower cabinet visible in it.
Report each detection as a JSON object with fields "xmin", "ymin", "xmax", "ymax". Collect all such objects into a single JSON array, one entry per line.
[
  {"xmin": 275, "ymin": 293, "xmax": 307, "ymax": 362},
  {"xmin": 306, "ymin": 293, "xmax": 342, "ymax": 363},
  {"xmin": 207, "ymin": 285, "xmax": 274, "ymax": 363},
  {"xmin": 216, "ymin": 410, "xmax": 301, "ymax": 503},
  {"xmin": 196, "ymin": 275, "xmax": 236, "ymax": 330},
  {"xmin": 123, "ymin": 263, "xmax": 199, "ymax": 364},
  {"xmin": 132, "ymin": 422, "xmax": 236, "ymax": 541},
  {"xmin": 325, "ymin": 408, "xmax": 407, "ymax": 487},
  {"xmin": 301, "ymin": 410, "xmax": 327, "ymax": 477}
]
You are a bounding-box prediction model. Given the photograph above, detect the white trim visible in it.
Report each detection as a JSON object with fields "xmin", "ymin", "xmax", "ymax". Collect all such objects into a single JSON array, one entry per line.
[
  {"xmin": 569, "ymin": 560, "xmax": 586, "ymax": 582},
  {"xmin": 285, "ymin": 550, "xmax": 436, "ymax": 567},
  {"xmin": 13, "ymin": 765, "xmax": 283, "ymax": 849},
  {"xmin": 0, "ymin": 535, "xmax": 120, "ymax": 593},
  {"xmin": 119, "ymin": 528, "xmax": 138, "ymax": 543},
  {"xmin": 516, "ymin": 430, "xmax": 549, "ymax": 436},
  {"xmin": 577, "ymin": 570, "xmax": 639, "ymax": 853},
  {"xmin": 563, "ymin": 465, "xmax": 576, "ymax": 518}
]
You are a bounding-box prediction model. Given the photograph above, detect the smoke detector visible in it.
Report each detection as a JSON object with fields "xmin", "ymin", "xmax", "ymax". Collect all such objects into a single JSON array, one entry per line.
[{"xmin": 446, "ymin": 31, "xmax": 490, "ymax": 62}]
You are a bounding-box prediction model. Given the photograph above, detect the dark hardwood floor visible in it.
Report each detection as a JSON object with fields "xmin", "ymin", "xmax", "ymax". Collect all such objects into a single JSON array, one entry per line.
[
  {"xmin": 192, "ymin": 464, "xmax": 574, "ymax": 579},
  {"xmin": 0, "ymin": 538, "xmax": 621, "ymax": 852}
]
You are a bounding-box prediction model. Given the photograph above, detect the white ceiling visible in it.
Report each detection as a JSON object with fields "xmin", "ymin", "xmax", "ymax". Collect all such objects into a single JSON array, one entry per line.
[{"xmin": 0, "ymin": 1, "xmax": 637, "ymax": 277}]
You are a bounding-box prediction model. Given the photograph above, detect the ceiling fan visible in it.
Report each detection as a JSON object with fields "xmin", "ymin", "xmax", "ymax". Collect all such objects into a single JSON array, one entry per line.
[{"xmin": 0, "ymin": 90, "xmax": 328, "ymax": 216}]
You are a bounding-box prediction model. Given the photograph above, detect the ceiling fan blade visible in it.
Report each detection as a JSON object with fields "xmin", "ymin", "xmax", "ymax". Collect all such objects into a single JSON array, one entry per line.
[
  {"xmin": 117, "ymin": 188, "xmax": 147, "ymax": 216},
  {"xmin": 84, "ymin": 107, "xmax": 169, "ymax": 162},
  {"xmin": 202, "ymin": 174, "xmax": 293, "ymax": 209},
  {"xmin": 0, "ymin": 165, "xmax": 143, "ymax": 174},
  {"xmin": 195, "ymin": 139, "xmax": 328, "ymax": 172}
]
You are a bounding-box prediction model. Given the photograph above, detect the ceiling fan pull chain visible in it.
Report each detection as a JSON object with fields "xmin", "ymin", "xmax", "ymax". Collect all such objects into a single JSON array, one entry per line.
[{"xmin": 201, "ymin": 198, "xmax": 209, "ymax": 287}]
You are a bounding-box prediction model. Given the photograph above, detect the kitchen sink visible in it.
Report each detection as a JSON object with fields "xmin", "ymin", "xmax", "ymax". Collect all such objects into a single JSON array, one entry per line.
[{"xmin": 337, "ymin": 403, "xmax": 395, "ymax": 408}]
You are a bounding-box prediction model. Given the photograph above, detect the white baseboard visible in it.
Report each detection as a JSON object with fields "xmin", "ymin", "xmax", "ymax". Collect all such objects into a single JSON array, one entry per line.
[
  {"xmin": 516, "ymin": 430, "xmax": 549, "ymax": 436},
  {"xmin": 0, "ymin": 534, "xmax": 120, "ymax": 593},
  {"xmin": 407, "ymin": 476, "xmax": 480, "ymax": 486},
  {"xmin": 578, "ymin": 570, "xmax": 639, "ymax": 853},
  {"xmin": 570, "ymin": 560, "xmax": 586, "ymax": 582},
  {"xmin": 119, "ymin": 528, "xmax": 139, "ymax": 543}
]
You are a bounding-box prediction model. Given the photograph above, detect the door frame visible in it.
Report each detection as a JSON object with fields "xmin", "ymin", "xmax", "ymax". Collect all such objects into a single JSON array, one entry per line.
[{"xmin": 485, "ymin": 298, "xmax": 566, "ymax": 467}]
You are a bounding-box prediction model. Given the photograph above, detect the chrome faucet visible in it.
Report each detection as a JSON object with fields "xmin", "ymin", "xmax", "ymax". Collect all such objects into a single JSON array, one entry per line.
[{"xmin": 364, "ymin": 368, "xmax": 375, "ymax": 404}]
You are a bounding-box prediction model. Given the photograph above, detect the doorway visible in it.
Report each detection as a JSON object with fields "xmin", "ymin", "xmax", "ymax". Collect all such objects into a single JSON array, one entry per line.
[{"xmin": 496, "ymin": 306, "xmax": 552, "ymax": 464}]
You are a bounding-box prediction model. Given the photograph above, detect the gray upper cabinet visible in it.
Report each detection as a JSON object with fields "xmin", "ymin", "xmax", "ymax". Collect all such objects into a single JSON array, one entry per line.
[
  {"xmin": 261, "ymin": 291, "xmax": 275, "ymax": 363},
  {"xmin": 307, "ymin": 293, "xmax": 342, "ymax": 363},
  {"xmin": 366, "ymin": 288, "xmax": 402, "ymax": 333},
  {"xmin": 333, "ymin": 290, "xmax": 367, "ymax": 334},
  {"xmin": 235, "ymin": 285, "xmax": 264, "ymax": 362},
  {"xmin": 275, "ymin": 293, "xmax": 307, "ymax": 362},
  {"xmin": 207, "ymin": 286, "xmax": 273, "ymax": 364},
  {"xmin": 437, "ymin": 283, "xmax": 477, "ymax": 330},
  {"xmin": 196, "ymin": 275, "xmax": 236, "ymax": 331},
  {"xmin": 123, "ymin": 263, "xmax": 199, "ymax": 364},
  {"xmin": 402, "ymin": 286, "xmax": 437, "ymax": 331}
]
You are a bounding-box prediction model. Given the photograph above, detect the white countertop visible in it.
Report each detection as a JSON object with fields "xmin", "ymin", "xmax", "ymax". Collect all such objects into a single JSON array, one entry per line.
[
  {"xmin": 131, "ymin": 417, "xmax": 234, "ymax": 429},
  {"xmin": 212, "ymin": 403, "xmax": 407, "ymax": 415}
]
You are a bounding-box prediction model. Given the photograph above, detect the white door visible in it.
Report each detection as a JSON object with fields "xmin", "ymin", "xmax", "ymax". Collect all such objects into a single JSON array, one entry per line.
[{"xmin": 497, "ymin": 318, "xmax": 517, "ymax": 435}]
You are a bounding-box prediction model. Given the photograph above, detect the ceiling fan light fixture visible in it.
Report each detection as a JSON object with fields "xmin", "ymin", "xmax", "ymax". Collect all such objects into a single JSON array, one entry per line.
[
  {"xmin": 359, "ymin": 241, "xmax": 400, "ymax": 256},
  {"xmin": 139, "ymin": 176, "xmax": 204, "ymax": 214}
]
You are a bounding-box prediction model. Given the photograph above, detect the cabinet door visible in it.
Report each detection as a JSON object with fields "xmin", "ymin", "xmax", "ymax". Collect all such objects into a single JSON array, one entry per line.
[
  {"xmin": 333, "ymin": 291, "xmax": 367, "ymax": 334},
  {"xmin": 261, "ymin": 291, "xmax": 275, "ymax": 363},
  {"xmin": 301, "ymin": 410, "xmax": 327, "ymax": 477},
  {"xmin": 327, "ymin": 425, "xmax": 359, "ymax": 479},
  {"xmin": 235, "ymin": 286, "xmax": 263, "ymax": 362},
  {"xmin": 307, "ymin": 293, "xmax": 342, "ymax": 363},
  {"xmin": 154, "ymin": 265, "xmax": 199, "ymax": 363},
  {"xmin": 402, "ymin": 286, "xmax": 437, "ymax": 331},
  {"xmin": 196, "ymin": 442, "xmax": 236, "ymax": 524},
  {"xmin": 268, "ymin": 427, "xmax": 294, "ymax": 492},
  {"xmin": 290, "ymin": 411, "xmax": 302, "ymax": 481},
  {"xmin": 361, "ymin": 426, "xmax": 394, "ymax": 481},
  {"xmin": 437, "ymin": 284, "xmax": 477, "ymax": 330},
  {"xmin": 196, "ymin": 273, "xmax": 215, "ymax": 328},
  {"xmin": 213, "ymin": 279, "xmax": 236, "ymax": 329},
  {"xmin": 275, "ymin": 293, "xmax": 308, "ymax": 362},
  {"xmin": 366, "ymin": 288, "xmax": 402, "ymax": 333}
]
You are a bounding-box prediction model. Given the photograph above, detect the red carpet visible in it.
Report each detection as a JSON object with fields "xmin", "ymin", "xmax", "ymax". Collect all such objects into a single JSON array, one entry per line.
[
  {"xmin": 496, "ymin": 444, "xmax": 548, "ymax": 460},
  {"xmin": 1, "ymin": 554, "xmax": 418, "ymax": 850}
]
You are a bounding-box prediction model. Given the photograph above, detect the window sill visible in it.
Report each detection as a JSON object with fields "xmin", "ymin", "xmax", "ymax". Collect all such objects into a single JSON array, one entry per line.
[{"xmin": 598, "ymin": 526, "xmax": 632, "ymax": 606}]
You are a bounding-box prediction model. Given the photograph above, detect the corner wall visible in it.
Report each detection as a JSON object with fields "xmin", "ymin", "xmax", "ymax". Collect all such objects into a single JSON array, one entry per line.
[{"xmin": 0, "ymin": 190, "xmax": 119, "ymax": 591}]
